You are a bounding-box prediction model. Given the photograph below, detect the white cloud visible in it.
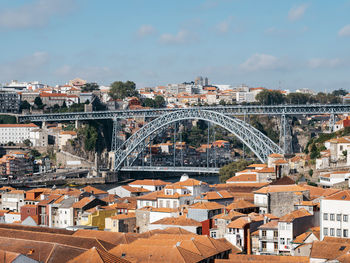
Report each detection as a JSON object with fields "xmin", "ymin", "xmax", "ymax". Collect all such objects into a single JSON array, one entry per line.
[
  {"xmin": 288, "ymin": 4, "xmax": 308, "ymax": 21},
  {"xmin": 308, "ymin": 58, "xmax": 342, "ymax": 68},
  {"xmin": 239, "ymin": 53, "xmax": 282, "ymax": 72},
  {"xmin": 137, "ymin": 25, "xmax": 156, "ymax": 38},
  {"xmin": 159, "ymin": 30, "xmax": 197, "ymax": 45},
  {"xmin": 338, "ymin": 25, "xmax": 350, "ymax": 37},
  {"xmin": 0, "ymin": 0, "xmax": 76, "ymax": 30},
  {"xmin": 0, "ymin": 51, "xmax": 50, "ymax": 81}
]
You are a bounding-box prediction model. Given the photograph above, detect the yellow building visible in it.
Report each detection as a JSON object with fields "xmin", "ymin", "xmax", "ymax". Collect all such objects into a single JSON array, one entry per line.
[
  {"xmin": 79, "ymin": 207, "xmax": 117, "ymax": 230},
  {"xmin": 105, "ymin": 213, "xmax": 136, "ymax": 232}
]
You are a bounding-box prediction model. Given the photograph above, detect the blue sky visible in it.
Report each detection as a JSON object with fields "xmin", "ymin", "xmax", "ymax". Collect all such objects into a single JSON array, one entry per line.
[{"xmin": 0, "ymin": 0, "xmax": 350, "ymax": 91}]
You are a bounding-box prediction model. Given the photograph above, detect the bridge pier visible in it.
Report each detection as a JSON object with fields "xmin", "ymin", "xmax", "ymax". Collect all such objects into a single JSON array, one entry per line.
[
  {"xmin": 75, "ymin": 120, "xmax": 81, "ymax": 129},
  {"xmin": 279, "ymin": 114, "xmax": 292, "ymax": 154}
]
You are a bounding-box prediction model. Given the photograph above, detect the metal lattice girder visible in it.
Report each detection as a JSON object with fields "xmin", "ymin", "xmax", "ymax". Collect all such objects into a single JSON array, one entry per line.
[
  {"xmin": 18, "ymin": 104, "xmax": 350, "ymax": 122},
  {"xmin": 114, "ymin": 109, "xmax": 284, "ymax": 171}
]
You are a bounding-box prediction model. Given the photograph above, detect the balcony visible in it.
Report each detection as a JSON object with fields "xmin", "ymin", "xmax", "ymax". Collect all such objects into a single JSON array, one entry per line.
[{"xmin": 260, "ymin": 236, "xmax": 278, "ymax": 242}]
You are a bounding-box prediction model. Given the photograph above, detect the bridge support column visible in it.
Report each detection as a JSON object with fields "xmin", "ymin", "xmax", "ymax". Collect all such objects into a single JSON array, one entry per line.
[
  {"xmin": 329, "ymin": 113, "xmax": 335, "ymax": 133},
  {"xmin": 75, "ymin": 120, "xmax": 80, "ymax": 129},
  {"xmin": 112, "ymin": 117, "xmax": 121, "ymax": 171},
  {"xmin": 279, "ymin": 114, "xmax": 292, "ymax": 155}
]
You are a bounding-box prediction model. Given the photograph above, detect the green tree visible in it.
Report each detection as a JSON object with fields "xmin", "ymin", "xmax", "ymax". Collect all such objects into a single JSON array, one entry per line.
[
  {"xmin": 308, "ymin": 169, "xmax": 314, "ymax": 177},
  {"xmin": 109, "ymin": 81, "xmax": 138, "ymax": 100},
  {"xmin": 219, "ymin": 100, "xmax": 226, "ymax": 106},
  {"xmin": 332, "ymin": 89, "xmax": 348, "ymax": 97},
  {"xmin": 256, "ymin": 90, "xmax": 285, "ymax": 105},
  {"xmin": 154, "ymin": 96, "xmax": 165, "ymax": 108},
  {"xmin": 219, "ymin": 160, "xmax": 253, "ymax": 182},
  {"xmin": 34, "ymin": 97, "xmax": 44, "ymax": 109},
  {"xmin": 78, "ymin": 125, "xmax": 98, "ymax": 151},
  {"xmin": 7, "ymin": 141, "xmax": 15, "ymax": 146},
  {"xmin": 143, "ymin": 98, "xmax": 156, "ymax": 108},
  {"xmin": 20, "ymin": 100, "xmax": 31, "ymax": 110},
  {"xmin": 81, "ymin": 82, "xmax": 99, "ymax": 92}
]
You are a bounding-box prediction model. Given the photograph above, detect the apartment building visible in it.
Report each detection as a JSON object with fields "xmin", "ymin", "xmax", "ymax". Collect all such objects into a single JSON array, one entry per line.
[
  {"xmin": 0, "ymin": 123, "xmax": 39, "ymax": 145},
  {"xmin": 320, "ymin": 190, "xmax": 350, "ymax": 240}
]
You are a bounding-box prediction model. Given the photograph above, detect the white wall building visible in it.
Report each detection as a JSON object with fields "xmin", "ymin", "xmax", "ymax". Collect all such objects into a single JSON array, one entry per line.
[
  {"xmin": 320, "ymin": 190, "xmax": 350, "ymax": 240},
  {"xmin": 0, "ymin": 123, "xmax": 39, "ymax": 144}
]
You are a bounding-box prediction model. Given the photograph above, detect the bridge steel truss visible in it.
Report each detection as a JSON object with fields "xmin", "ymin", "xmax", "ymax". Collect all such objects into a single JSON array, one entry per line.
[
  {"xmin": 114, "ymin": 109, "xmax": 283, "ymax": 171},
  {"xmin": 18, "ymin": 104, "xmax": 350, "ymax": 122}
]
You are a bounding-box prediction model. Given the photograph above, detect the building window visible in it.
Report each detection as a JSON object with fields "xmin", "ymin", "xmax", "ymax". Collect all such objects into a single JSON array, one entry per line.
[
  {"xmin": 337, "ymin": 214, "xmax": 341, "ymax": 221},
  {"xmin": 274, "ymin": 231, "xmax": 278, "ymax": 238},
  {"xmin": 274, "ymin": 242, "xmax": 278, "ymax": 250},
  {"xmin": 324, "ymin": 228, "xmax": 328, "ymax": 236},
  {"xmin": 262, "ymin": 242, "xmax": 266, "ymax": 249},
  {"xmin": 337, "ymin": 229, "xmax": 341, "ymax": 237},
  {"xmin": 344, "ymin": 229, "xmax": 348, "ymax": 238},
  {"xmin": 330, "ymin": 214, "xmax": 335, "ymax": 221},
  {"xmin": 330, "ymin": 228, "xmax": 335, "ymax": 236},
  {"xmin": 211, "ymin": 232, "xmax": 216, "ymax": 238},
  {"xmin": 344, "ymin": 215, "xmax": 348, "ymax": 222},
  {"xmin": 262, "ymin": 230, "xmax": 266, "ymax": 237},
  {"xmin": 280, "ymin": 238, "xmax": 285, "ymax": 245},
  {"xmin": 323, "ymin": 213, "xmax": 328, "ymax": 220}
]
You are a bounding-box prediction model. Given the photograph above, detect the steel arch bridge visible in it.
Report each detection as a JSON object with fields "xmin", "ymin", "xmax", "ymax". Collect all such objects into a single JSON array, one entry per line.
[{"xmin": 114, "ymin": 109, "xmax": 283, "ymax": 171}]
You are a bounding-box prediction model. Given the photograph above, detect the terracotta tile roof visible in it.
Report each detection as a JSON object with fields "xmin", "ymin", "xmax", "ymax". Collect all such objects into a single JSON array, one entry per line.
[
  {"xmin": 151, "ymin": 216, "xmax": 201, "ymax": 227},
  {"xmin": 0, "ymin": 123, "xmax": 38, "ymax": 128},
  {"xmin": 274, "ymin": 159, "xmax": 288, "ymax": 164},
  {"xmin": 129, "ymin": 179, "xmax": 169, "ymax": 186},
  {"xmin": 279, "ymin": 209, "xmax": 311, "ymax": 222},
  {"xmin": 67, "ymin": 246, "xmax": 130, "ymax": 263},
  {"xmin": 293, "ymin": 231, "xmax": 312, "ymax": 244},
  {"xmin": 122, "ymin": 185, "xmax": 150, "ymax": 193},
  {"xmin": 268, "ymin": 153, "xmax": 284, "ymax": 158},
  {"xmin": 0, "ymin": 249, "xmax": 20, "ymax": 262},
  {"xmin": 0, "ymin": 236, "xmax": 86, "ymax": 262},
  {"xmin": 72, "ymin": 197, "xmax": 94, "ymax": 209},
  {"xmin": 259, "ymin": 220, "xmax": 278, "ymax": 229},
  {"xmin": 197, "ymin": 190, "xmax": 234, "ymax": 200},
  {"xmin": 216, "ymin": 254, "xmax": 309, "ymax": 262},
  {"xmin": 324, "ymin": 190, "xmax": 350, "ymax": 201},
  {"xmin": 254, "ymin": 185, "xmax": 306, "ymax": 194},
  {"xmin": 299, "ymin": 184, "xmax": 340, "ymax": 200},
  {"xmin": 110, "ymin": 213, "xmax": 136, "ymax": 220},
  {"xmin": 247, "ymin": 164, "xmax": 267, "ymax": 168},
  {"xmin": 189, "ymin": 202, "xmax": 224, "ymax": 210},
  {"xmin": 82, "ymin": 186, "xmax": 107, "ymax": 195},
  {"xmin": 173, "ymin": 178, "xmax": 208, "ymax": 187},
  {"xmin": 110, "ymin": 234, "xmax": 234, "ymax": 263},
  {"xmin": 136, "ymin": 191, "xmax": 162, "ymax": 201},
  {"xmin": 310, "ymin": 239, "xmax": 350, "ymax": 260},
  {"xmin": 139, "ymin": 207, "xmax": 178, "ymax": 213},
  {"xmin": 0, "ymin": 186, "xmax": 15, "ymax": 191},
  {"xmin": 101, "ymin": 194, "xmax": 118, "ymax": 203},
  {"xmin": 257, "ymin": 167, "xmax": 275, "ymax": 173},
  {"xmin": 225, "ymin": 199, "xmax": 257, "ymax": 210},
  {"xmin": 73, "ymin": 230, "xmax": 139, "ymax": 246},
  {"xmin": 227, "ymin": 174, "xmax": 257, "ymax": 183},
  {"xmin": 0, "ymin": 228, "xmax": 115, "ymax": 251},
  {"xmin": 213, "ymin": 211, "xmax": 245, "ymax": 220},
  {"xmin": 227, "ymin": 217, "xmax": 250, "ymax": 229}
]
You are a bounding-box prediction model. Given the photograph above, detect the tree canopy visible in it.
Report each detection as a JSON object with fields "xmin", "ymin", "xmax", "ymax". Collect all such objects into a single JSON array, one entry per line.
[
  {"xmin": 81, "ymin": 82, "xmax": 99, "ymax": 92},
  {"xmin": 255, "ymin": 90, "xmax": 343, "ymax": 105},
  {"xmin": 219, "ymin": 159, "xmax": 253, "ymax": 183},
  {"xmin": 109, "ymin": 81, "xmax": 138, "ymax": 100},
  {"xmin": 34, "ymin": 97, "xmax": 45, "ymax": 109}
]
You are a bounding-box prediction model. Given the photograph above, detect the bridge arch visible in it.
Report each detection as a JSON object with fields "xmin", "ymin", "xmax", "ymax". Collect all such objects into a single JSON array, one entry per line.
[{"xmin": 114, "ymin": 109, "xmax": 283, "ymax": 171}]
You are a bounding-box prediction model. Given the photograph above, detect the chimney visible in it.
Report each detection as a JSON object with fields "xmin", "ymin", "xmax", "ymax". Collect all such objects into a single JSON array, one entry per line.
[{"xmin": 247, "ymin": 228, "xmax": 251, "ymax": 255}]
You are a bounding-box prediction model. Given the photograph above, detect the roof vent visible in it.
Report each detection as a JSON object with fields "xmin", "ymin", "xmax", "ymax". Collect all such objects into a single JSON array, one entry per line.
[
  {"xmin": 340, "ymin": 246, "xmax": 346, "ymax": 251},
  {"xmin": 342, "ymin": 195, "xmax": 347, "ymax": 200},
  {"xmin": 121, "ymin": 253, "xmax": 126, "ymax": 258},
  {"xmin": 176, "ymin": 241, "xmax": 181, "ymax": 247}
]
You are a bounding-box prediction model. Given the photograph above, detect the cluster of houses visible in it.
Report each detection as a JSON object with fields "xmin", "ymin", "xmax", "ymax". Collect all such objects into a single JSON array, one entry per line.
[{"xmin": 0, "ymin": 149, "xmax": 349, "ymax": 261}]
